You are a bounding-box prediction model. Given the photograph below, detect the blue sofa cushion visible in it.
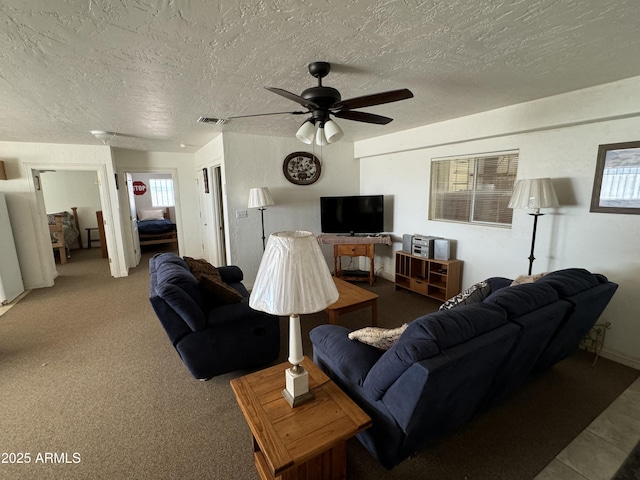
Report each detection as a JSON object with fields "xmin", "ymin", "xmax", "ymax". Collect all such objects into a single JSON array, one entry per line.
[
  {"xmin": 218, "ymin": 265, "xmax": 244, "ymax": 284},
  {"xmin": 488, "ymin": 276, "xmax": 513, "ymax": 292},
  {"xmin": 363, "ymin": 302, "xmax": 509, "ymax": 400},
  {"xmin": 535, "ymin": 268, "xmax": 600, "ymax": 297},
  {"xmin": 153, "ymin": 254, "xmax": 206, "ymax": 332},
  {"xmin": 483, "ymin": 282, "xmax": 559, "ymax": 317},
  {"xmin": 310, "ymin": 324, "xmax": 384, "ymax": 385}
]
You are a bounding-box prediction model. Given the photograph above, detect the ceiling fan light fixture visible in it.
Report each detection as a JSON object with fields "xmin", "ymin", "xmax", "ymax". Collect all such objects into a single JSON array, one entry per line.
[
  {"xmin": 323, "ymin": 119, "xmax": 343, "ymax": 143},
  {"xmin": 315, "ymin": 125, "xmax": 329, "ymax": 146},
  {"xmin": 295, "ymin": 120, "xmax": 315, "ymax": 144}
]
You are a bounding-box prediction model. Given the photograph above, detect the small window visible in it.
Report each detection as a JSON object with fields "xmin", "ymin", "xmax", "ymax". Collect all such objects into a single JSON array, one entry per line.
[
  {"xmin": 149, "ymin": 178, "xmax": 175, "ymax": 207},
  {"xmin": 430, "ymin": 152, "xmax": 519, "ymax": 226}
]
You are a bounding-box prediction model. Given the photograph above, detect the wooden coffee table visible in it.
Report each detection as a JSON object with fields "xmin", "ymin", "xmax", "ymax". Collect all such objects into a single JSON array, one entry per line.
[
  {"xmin": 326, "ymin": 277, "xmax": 378, "ymax": 326},
  {"xmin": 230, "ymin": 357, "xmax": 371, "ymax": 480}
]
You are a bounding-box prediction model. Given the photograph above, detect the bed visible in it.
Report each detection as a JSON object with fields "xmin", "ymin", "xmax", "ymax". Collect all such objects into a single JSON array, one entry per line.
[
  {"xmin": 48, "ymin": 207, "xmax": 81, "ymax": 264},
  {"xmin": 137, "ymin": 208, "xmax": 178, "ymax": 249}
]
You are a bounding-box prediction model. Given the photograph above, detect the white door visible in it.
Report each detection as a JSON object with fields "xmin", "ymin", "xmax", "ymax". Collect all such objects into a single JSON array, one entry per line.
[
  {"xmin": 126, "ymin": 173, "xmax": 142, "ymax": 266},
  {"xmin": 212, "ymin": 166, "xmax": 227, "ymax": 266},
  {"xmin": 197, "ymin": 166, "xmax": 227, "ymax": 266},
  {"xmin": 0, "ymin": 193, "xmax": 24, "ymax": 304}
]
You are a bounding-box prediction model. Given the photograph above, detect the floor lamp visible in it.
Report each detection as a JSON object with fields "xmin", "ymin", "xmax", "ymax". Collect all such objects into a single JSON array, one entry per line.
[
  {"xmin": 508, "ymin": 178, "xmax": 559, "ymax": 275},
  {"xmin": 248, "ymin": 187, "xmax": 275, "ymax": 250},
  {"xmin": 250, "ymin": 231, "xmax": 339, "ymax": 407}
]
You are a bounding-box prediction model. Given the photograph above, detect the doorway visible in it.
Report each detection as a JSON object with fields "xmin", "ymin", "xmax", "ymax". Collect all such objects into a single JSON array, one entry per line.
[
  {"xmin": 121, "ymin": 169, "xmax": 181, "ymax": 268},
  {"xmin": 198, "ymin": 164, "xmax": 227, "ymax": 266},
  {"xmin": 39, "ymin": 169, "xmax": 108, "ymax": 269}
]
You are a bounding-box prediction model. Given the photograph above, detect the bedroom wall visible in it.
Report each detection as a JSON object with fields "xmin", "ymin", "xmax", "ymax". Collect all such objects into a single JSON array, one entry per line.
[
  {"xmin": 129, "ymin": 172, "xmax": 174, "ymax": 222},
  {"xmin": 40, "ymin": 170, "xmax": 102, "ymax": 241},
  {"xmin": 355, "ymin": 75, "xmax": 640, "ymax": 368}
]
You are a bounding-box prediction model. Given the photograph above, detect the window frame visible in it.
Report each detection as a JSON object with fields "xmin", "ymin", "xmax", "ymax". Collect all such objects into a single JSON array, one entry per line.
[
  {"xmin": 149, "ymin": 178, "xmax": 176, "ymax": 208},
  {"xmin": 429, "ymin": 151, "xmax": 519, "ymax": 227}
]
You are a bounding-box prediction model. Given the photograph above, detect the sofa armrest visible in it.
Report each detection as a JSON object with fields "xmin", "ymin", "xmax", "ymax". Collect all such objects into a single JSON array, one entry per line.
[
  {"xmin": 310, "ymin": 325, "xmax": 383, "ymax": 385},
  {"xmin": 205, "ymin": 298, "xmax": 277, "ymax": 327},
  {"xmin": 218, "ymin": 266, "xmax": 243, "ymax": 284}
]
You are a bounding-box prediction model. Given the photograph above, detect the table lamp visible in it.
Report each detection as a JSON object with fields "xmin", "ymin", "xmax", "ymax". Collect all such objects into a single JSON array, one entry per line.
[
  {"xmin": 250, "ymin": 231, "xmax": 339, "ymax": 407},
  {"xmin": 508, "ymin": 177, "xmax": 559, "ymax": 275}
]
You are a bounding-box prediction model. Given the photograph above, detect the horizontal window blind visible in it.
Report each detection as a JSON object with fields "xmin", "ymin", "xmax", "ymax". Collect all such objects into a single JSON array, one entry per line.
[{"xmin": 430, "ymin": 153, "xmax": 519, "ymax": 227}]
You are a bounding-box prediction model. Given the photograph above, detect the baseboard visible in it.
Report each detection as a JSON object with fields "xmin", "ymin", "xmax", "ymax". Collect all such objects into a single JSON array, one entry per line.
[
  {"xmin": 598, "ymin": 348, "xmax": 640, "ymax": 371},
  {"xmin": 378, "ymin": 270, "xmax": 394, "ymax": 282}
]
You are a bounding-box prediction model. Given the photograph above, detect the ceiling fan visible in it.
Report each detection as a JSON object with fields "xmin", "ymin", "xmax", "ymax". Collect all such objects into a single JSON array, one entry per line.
[{"xmin": 215, "ymin": 61, "xmax": 414, "ymax": 145}]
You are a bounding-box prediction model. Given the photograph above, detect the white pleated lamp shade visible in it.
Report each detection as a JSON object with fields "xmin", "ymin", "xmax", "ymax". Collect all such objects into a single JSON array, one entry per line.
[
  {"xmin": 508, "ymin": 178, "xmax": 559, "ymax": 210},
  {"xmin": 248, "ymin": 187, "xmax": 275, "ymax": 209},
  {"xmin": 249, "ymin": 231, "xmax": 339, "ymax": 316}
]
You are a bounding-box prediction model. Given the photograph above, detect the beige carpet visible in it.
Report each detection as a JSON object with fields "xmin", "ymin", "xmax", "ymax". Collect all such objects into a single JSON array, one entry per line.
[{"xmin": 0, "ymin": 247, "xmax": 637, "ymax": 479}]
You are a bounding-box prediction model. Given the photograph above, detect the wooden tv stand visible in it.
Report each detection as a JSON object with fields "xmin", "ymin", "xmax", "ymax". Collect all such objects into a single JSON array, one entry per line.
[{"xmin": 317, "ymin": 234, "xmax": 392, "ymax": 287}]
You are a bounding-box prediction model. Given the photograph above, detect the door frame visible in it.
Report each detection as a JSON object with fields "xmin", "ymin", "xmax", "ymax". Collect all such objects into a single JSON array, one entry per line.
[
  {"xmin": 197, "ymin": 160, "xmax": 228, "ymax": 266},
  {"xmin": 24, "ymin": 162, "xmax": 126, "ymax": 282},
  {"xmin": 118, "ymin": 166, "xmax": 182, "ymax": 269}
]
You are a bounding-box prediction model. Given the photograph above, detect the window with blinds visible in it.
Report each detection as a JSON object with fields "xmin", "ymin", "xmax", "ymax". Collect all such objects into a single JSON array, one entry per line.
[
  {"xmin": 429, "ymin": 152, "xmax": 519, "ymax": 226},
  {"xmin": 149, "ymin": 178, "xmax": 175, "ymax": 207}
]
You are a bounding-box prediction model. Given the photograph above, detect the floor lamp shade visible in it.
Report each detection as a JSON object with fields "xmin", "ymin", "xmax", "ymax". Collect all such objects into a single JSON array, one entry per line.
[
  {"xmin": 508, "ymin": 178, "xmax": 559, "ymax": 211},
  {"xmin": 249, "ymin": 231, "xmax": 339, "ymax": 407},
  {"xmin": 248, "ymin": 187, "xmax": 275, "ymax": 209}
]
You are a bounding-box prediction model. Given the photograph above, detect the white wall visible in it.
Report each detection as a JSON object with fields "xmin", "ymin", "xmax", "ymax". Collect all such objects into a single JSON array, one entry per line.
[
  {"xmin": 0, "ymin": 142, "xmax": 125, "ymax": 287},
  {"xmin": 356, "ymin": 76, "xmax": 640, "ymax": 368},
  {"xmin": 214, "ymin": 132, "xmax": 357, "ymax": 287}
]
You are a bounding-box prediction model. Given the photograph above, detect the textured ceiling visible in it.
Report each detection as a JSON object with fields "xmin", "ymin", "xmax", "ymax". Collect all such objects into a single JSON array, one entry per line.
[{"xmin": 2, "ymin": 0, "xmax": 640, "ymax": 152}]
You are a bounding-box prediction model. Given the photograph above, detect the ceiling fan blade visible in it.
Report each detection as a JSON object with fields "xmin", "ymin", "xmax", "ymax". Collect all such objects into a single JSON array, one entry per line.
[
  {"xmin": 225, "ymin": 110, "xmax": 306, "ymax": 120},
  {"xmin": 335, "ymin": 88, "xmax": 413, "ymax": 110},
  {"xmin": 333, "ymin": 110, "xmax": 393, "ymax": 125},
  {"xmin": 265, "ymin": 87, "xmax": 319, "ymax": 109}
]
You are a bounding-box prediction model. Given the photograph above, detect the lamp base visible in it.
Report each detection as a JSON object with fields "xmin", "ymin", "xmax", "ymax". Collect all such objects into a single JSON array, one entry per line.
[{"xmin": 282, "ymin": 365, "xmax": 314, "ymax": 408}]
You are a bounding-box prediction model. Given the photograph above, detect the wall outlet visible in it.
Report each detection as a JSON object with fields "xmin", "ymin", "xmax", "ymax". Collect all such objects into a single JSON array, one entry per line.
[{"xmin": 236, "ymin": 210, "xmax": 248, "ymax": 219}]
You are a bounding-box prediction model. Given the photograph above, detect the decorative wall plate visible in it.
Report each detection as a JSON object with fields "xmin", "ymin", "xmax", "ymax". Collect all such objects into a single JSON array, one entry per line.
[{"xmin": 283, "ymin": 152, "xmax": 321, "ymax": 185}]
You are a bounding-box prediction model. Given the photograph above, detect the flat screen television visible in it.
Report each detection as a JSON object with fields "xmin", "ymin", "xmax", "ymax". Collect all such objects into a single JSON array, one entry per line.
[{"xmin": 320, "ymin": 195, "xmax": 384, "ymax": 235}]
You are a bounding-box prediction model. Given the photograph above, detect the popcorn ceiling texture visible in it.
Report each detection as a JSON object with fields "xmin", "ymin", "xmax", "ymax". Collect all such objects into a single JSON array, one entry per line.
[{"xmin": 1, "ymin": 0, "xmax": 640, "ymax": 152}]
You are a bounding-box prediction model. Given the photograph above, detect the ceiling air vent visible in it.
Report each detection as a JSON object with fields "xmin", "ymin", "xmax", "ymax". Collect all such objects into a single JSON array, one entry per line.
[{"xmin": 197, "ymin": 116, "xmax": 227, "ymax": 125}]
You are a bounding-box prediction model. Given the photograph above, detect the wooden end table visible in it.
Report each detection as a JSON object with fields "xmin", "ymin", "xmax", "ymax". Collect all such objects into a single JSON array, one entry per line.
[
  {"xmin": 326, "ymin": 277, "xmax": 378, "ymax": 327},
  {"xmin": 230, "ymin": 357, "xmax": 371, "ymax": 480}
]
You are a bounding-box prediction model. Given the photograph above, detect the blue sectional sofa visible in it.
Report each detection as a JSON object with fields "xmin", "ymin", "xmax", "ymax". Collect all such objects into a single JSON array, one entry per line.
[
  {"xmin": 310, "ymin": 268, "xmax": 617, "ymax": 469},
  {"xmin": 149, "ymin": 253, "xmax": 280, "ymax": 380}
]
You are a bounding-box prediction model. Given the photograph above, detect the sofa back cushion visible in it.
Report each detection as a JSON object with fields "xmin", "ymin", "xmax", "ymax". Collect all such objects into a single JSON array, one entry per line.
[
  {"xmin": 483, "ymin": 282, "xmax": 559, "ymax": 317},
  {"xmin": 363, "ymin": 302, "xmax": 509, "ymax": 400},
  {"xmin": 151, "ymin": 253, "xmax": 206, "ymax": 332},
  {"xmin": 535, "ymin": 268, "xmax": 600, "ymax": 297}
]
